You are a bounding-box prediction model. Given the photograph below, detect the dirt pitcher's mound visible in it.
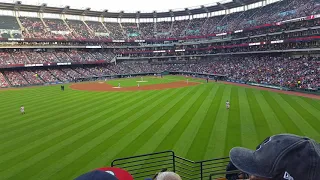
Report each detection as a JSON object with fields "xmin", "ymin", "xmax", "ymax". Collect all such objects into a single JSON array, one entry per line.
[{"xmin": 70, "ymin": 81, "xmax": 199, "ymax": 92}]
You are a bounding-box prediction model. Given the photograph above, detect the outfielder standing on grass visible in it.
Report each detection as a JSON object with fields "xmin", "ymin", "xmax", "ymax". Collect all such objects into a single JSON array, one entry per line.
[
  {"xmin": 226, "ymin": 100, "xmax": 230, "ymax": 110},
  {"xmin": 20, "ymin": 105, "xmax": 25, "ymax": 114}
]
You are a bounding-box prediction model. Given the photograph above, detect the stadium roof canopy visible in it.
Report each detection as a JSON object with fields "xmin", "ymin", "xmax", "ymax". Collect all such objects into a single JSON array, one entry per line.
[{"xmin": 0, "ymin": 0, "xmax": 262, "ymax": 18}]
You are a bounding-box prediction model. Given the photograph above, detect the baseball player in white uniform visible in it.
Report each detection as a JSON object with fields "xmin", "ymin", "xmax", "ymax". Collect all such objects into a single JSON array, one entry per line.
[{"xmin": 20, "ymin": 105, "xmax": 25, "ymax": 114}]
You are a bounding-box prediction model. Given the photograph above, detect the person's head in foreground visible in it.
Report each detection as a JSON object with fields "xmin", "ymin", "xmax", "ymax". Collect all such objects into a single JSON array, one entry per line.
[
  {"xmin": 153, "ymin": 171, "xmax": 182, "ymax": 180},
  {"xmin": 74, "ymin": 167, "xmax": 133, "ymax": 180},
  {"xmin": 230, "ymin": 134, "xmax": 320, "ymax": 180},
  {"xmin": 74, "ymin": 170, "xmax": 118, "ymax": 180}
]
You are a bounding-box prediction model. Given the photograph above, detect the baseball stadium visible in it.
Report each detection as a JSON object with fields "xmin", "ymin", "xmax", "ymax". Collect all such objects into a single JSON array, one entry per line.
[{"xmin": 0, "ymin": 0, "xmax": 320, "ymax": 179}]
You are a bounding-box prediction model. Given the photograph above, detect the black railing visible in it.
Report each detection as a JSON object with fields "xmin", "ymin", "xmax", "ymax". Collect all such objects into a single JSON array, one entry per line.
[{"xmin": 111, "ymin": 150, "xmax": 230, "ymax": 180}]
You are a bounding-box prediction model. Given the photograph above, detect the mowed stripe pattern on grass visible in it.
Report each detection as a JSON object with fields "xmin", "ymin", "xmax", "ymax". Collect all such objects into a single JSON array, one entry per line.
[{"xmin": 0, "ymin": 79, "xmax": 319, "ymax": 180}]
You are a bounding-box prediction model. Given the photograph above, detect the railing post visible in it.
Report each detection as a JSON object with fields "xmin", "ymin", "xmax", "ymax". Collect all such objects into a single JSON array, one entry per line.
[
  {"xmin": 200, "ymin": 162, "xmax": 203, "ymax": 180},
  {"xmin": 173, "ymin": 155, "xmax": 176, "ymax": 172},
  {"xmin": 172, "ymin": 151, "xmax": 176, "ymax": 172}
]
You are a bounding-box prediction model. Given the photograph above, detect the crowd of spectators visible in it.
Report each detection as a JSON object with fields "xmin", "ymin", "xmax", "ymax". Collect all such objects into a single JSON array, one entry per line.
[
  {"xmin": 61, "ymin": 68, "xmax": 83, "ymax": 79},
  {"xmin": 0, "ymin": 0, "xmax": 318, "ymax": 40},
  {"xmin": 67, "ymin": 50, "xmax": 85, "ymax": 62},
  {"xmin": 40, "ymin": 51, "xmax": 60, "ymax": 63},
  {"xmin": 0, "ymin": 50, "xmax": 115, "ymax": 66},
  {"xmin": 170, "ymin": 20, "xmax": 190, "ymax": 37},
  {"xmin": 48, "ymin": 69, "xmax": 71, "ymax": 81},
  {"xmin": 19, "ymin": 17, "xmax": 71, "ymax": 39},
  {"xmin": 20, "ymin": 70, "xmax": 44, "ymax": 84},
  {"xmin": 54, "ymin": 51, "xmax": 74, "ymax": 62},
  {"xmin": 66, "ymin": 20, "xmax": 93, "ymax": 39},
  {"xmin": 3, "ymin": 71, "xmax": 29, "ymax": 86},
  {"xmin": 139, "ymin": 22, "xmax": 155, "ymax": 38},
  {"xmin": 114, "ymin": 56, "xmax": 320, "ymax": 89},
  {"xmin": 104, "ymin": 22, "xmax": 124, "ymax": 39},
  {"xmin": 0, "ymin": 56, "xmax": 318, "ymax": 89},
  {"xmin": 0, "ymin": 16, "xmax": 21, "ymax": 38},
  {"xmin": 0, "ymin": 72, "xmax": 9, "ymax": 87},
  {"xmin": 0, "ymin": 52, "xmax": 15, "ymax": 65},
  {"xmin": 155, "ymin": 21, "xmax": 172, "ymax": 38},
  {"xmin": 11, "ymin": 51, "xmax": 31, "ymax": 64},
  {"xmin": 33, "ymin": 69, "xmax": 59, "ymax": 83},
  {"xmin": 44, "ymin": 18, "xmax": 69, "ymax": 32},
  {"xmin": 122, "ymin": 23, "xmax": 140, "ymax": 39},
  {"xmin": 186, "ymin": 18, "xmax": 206, "ymax": 36},
  {"xmin": 90, "ymin": 51, "xmax": 109, "ymax": 61},
  {"xmin": 25, "ymin": 51, "xmax": 46, "ymax": 64},
  {"xmin": 85, "ymin": 21, "xmax": 108, "ymax": 39},
  {"xmin": 19, "ymin": 17, "xmax": 47, "ymax": 38},
  {"xmin": 86, "ymin": 21, "xmax": 106, "ymax": 33},
  {"xmin": 44, "ymin": 18, "xmax": 73, "ymax": 38},
  {"xmin": 73, "ymin": 67, "xmax": 96, "ymax": 77},
  {"xmin": 0, "ymin": 0, "xmax": 319, "ymax": 40},
  {"xmin": 83, "ymin": 65, "xmax": 115, "ymax": 76},
  {"xmin": 77, "ymin": 51, "xmax": 96, "ymax": 62}
]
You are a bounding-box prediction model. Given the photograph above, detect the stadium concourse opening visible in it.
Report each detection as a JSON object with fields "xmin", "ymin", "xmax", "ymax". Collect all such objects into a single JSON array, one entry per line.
[{"xmin": 70, "ymin": 81, "xmax": 200, "ymax": 92}]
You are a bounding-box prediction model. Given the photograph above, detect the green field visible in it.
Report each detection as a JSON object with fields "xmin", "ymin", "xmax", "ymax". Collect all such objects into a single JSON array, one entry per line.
[
  {"xmin": 106, "ymin": 76, "xmax": 179, "ymax": 87},
  {"xmin": 0, "ymin": 76, "xmax": 319, "ymax": 180}
]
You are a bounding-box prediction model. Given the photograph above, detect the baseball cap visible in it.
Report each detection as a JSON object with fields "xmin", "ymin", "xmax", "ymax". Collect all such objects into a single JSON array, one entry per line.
[
  {"xmin": 75, "ymin": 167, "xmax": 133, "ymax": 180},
  {"xmin": 229, "ymin": 134, "xmax": 320, "ymax": 180},
  {"xmin": 74, "ymin": 170, "xmax": 118, "ymax": 180}
]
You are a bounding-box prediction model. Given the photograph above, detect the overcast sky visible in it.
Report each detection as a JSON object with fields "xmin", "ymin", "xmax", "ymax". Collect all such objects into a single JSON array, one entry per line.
[{"xmin": 2, "ymin": 0, "xmax": 226, "ymax": 12}]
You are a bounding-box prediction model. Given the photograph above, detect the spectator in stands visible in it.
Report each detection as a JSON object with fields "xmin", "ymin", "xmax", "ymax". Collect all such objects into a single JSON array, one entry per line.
[{"xmin": 229, "ymin": 134, "xmax": 320, "ymax": 180}]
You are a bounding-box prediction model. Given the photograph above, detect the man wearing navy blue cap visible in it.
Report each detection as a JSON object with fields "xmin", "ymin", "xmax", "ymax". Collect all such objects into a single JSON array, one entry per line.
[
  {"xmin": 75, "ymin": 170, "xmax": 118, "ymax": 180},
  {"xmin": 230, "ymin": 134, "xmax": 320, "ymax": 180},
  {"xmin": 74, "ymin": 167, "xmax": 133, "ymax": 180}
]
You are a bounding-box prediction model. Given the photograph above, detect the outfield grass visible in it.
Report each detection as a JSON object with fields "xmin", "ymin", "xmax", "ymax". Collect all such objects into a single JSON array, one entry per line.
[
  {"xmin": 0, "ymin": 76, "xmax": 319, "ymax": 180},
  {"xmin": 106, "ymin": 76, "xmax": 179, "ymax": 87}
]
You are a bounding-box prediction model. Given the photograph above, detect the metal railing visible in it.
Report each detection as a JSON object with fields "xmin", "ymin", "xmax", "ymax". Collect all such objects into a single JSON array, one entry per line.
[{"xmin": 111, "ymin": 150, "xmax": 230, "ymax": 180}]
